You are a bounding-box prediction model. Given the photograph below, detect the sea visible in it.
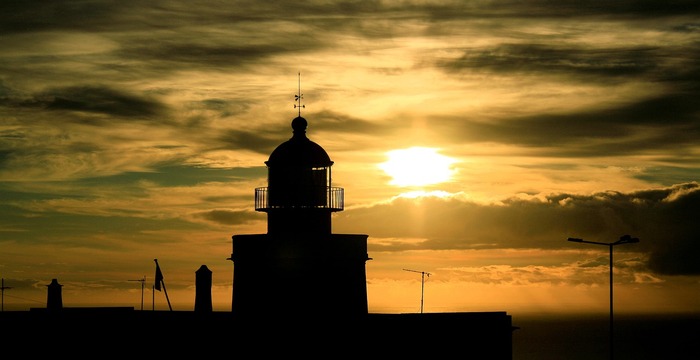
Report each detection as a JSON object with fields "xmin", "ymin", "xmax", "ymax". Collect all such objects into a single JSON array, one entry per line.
[{"xmin": 511, "ymin": 312, "xmax": 700, "ymax": 360}]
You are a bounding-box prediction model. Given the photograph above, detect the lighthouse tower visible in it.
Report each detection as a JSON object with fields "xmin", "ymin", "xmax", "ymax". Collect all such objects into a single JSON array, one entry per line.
[{"xmin": 230, "ymin": 84, "xmax": 370, "ymax": 320}]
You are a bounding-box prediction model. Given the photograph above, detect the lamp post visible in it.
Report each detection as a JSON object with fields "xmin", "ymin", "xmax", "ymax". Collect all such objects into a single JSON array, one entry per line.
[{"xmin": 567, "ymin": 235, "xmax": 639, "ymax": 360}]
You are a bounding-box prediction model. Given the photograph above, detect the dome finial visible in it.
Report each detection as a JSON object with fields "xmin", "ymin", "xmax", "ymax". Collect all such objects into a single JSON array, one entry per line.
[
  {"xmin": 292, "ymin": 116, "xmax": 307, "ymax": 137},
  {"xmin": 294, "ymin": 72, "xmax": 305, "ymax": 117}
]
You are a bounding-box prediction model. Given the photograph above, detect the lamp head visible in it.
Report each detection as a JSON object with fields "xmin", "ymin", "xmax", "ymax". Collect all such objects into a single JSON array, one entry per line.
[
  {"xmin": 567, "ymin": 238, "xmax": 584, "ymax": 243},
  {"xmin": 616, "ymin": 234, "xmax": 639, "ymax": 244}
]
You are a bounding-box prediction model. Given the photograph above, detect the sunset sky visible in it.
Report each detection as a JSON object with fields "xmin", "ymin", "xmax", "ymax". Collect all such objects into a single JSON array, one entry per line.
[{"xmin": 1, "ymin": 1, "xmax": 699, "ymax": 315}]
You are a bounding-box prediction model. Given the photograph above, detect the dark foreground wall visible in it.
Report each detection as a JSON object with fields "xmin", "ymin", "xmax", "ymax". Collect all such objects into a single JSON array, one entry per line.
[{"xmin": 1, "ymin": 309, "xmax": 515, "ymax": 358}]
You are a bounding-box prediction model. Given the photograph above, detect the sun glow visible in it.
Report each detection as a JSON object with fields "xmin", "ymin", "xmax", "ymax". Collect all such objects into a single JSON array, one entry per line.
[{"xmin": 379, "ymin": 147, "xmax": 457, "ymax": 187}]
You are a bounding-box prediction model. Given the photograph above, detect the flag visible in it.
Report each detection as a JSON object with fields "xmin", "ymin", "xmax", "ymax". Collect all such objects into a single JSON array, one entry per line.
[{"xmin": 154, "ymin": 261, "xmax": 163, "ymax": 292}]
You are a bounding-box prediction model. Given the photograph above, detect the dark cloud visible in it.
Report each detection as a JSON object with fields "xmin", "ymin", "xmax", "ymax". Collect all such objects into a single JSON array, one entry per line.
[
  {"xmin": 0, "ymin": 0, "xmax": 123, "ymax": 34},
  {"xmin": 439, "ymin": 44, "xmax": 659, "ymax": 80},
  {"xmin": 0, "ymin": 209, "xmax": 195, "ymax": 247},
  {"xmin": 671, "ymin": 22, "xmax": 700, "ymax": 33},
  {"xmin": 635, "ymin": 166, "xmax": 700, "ymax": 186},
  {"xmin": 435, "ymin": 91, "xmax": 700, "ymax": 159},
  {"xmin": 3, "ymin": 1, "xmax": 698, "ymax": 38},
  {"xmin": 0, "ymin": 0, "xmax": 387, "ymax": 37},
  {"xmin": 194, "ymin": 209, "xmax": 263, "ymax": 226},
  {"xmin": 337, "ymin": 182, "xmax": 700, "ymax": 275},
  {"xmin": 198, "ymin": 98, "xmax": 249, "ymax": 119},
  {"xmin": 28, "ymin": 85, "xmax": 170, "ymax": 120},
  {"xmin": 217, "ymin": 128, "xmax": 286, "ymax": 156},
  {"xmin": 119, "ymin": 42, "xmax": 315, "ymax": 70},
  {"xmin": 214, "ymin": 111, "xmax": 393, "ymax": 155},
  {"xmin": 79, "ymin": 164, "xmax": 266, "ymax": 187},
  {"xmin": 420, "ymin": 0, "xmax": 700, "ymax": 20}
]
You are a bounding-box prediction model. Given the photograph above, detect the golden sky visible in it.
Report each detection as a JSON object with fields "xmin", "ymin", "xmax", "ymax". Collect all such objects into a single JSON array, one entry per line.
[{"xmin": 1, "ymin": 1, "xmax": 699, "ymax": 314}]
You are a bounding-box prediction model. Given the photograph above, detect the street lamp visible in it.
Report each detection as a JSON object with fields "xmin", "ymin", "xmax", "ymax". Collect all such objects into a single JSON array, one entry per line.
[{"xmin": 567, "ymin": 234, "xmax": 639, "ymax": 360}]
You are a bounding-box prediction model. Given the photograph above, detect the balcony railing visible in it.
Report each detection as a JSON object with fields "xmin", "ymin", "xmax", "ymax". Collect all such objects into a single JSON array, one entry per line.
[{"xmin": 255, "ymin": 186, "xmax": 344, "ymax": 212}]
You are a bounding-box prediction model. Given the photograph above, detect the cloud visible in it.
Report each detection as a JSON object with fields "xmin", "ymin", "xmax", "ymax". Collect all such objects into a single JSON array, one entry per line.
[
  {"xmin": 336, "ymin": 182, "xmax": 700, "ymax": 275},
  {"xmin": 37, "ymin": 85, "xmax": 169, "ymax": 119},
  {"xmin": 194, "ymin": 209, "xmax": 262, "ymax": 226},
  {"xmin": 432, "ymin": 90, "xmax": 700, "ymax": 158},
  {"xmin": 439, "ymin": 44, "xmax": 659, "ymax": 79}
]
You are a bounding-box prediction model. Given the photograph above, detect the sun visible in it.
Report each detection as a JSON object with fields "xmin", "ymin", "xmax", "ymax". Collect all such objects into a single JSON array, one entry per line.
[{"xmin": 378, "ymin": 147, "xmax": 457, "ymax": 187}]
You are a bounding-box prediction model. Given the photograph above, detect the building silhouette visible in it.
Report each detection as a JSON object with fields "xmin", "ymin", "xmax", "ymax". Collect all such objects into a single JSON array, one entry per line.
[
  {"xmin": 194, "ymin": 264, "xmax": 212, "ymax": 313},
  {"xmin": 230, "ymin": 115, "xmax": 370, "ymax": 319},
  {"xmin": 46, "ymin": 278, "xmax": 63, "ymax": 311},
  {"xmin": 1, "ymin": 101, "xmax": 516, "ymax": 359},
  {"xmin": 222, "ymin": 111, "xmax": 515, "ymax": 359}
]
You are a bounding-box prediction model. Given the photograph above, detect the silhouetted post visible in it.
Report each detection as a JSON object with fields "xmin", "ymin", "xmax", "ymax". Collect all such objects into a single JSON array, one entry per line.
[
  {"xmin": 568, "ymin": 235, "xmax": 639, "ymax": 360},
  {"xmin": 1, "ymin": 278, "xmax": 12, "ymax": 312},
  {"xmin": 128, "ymin": 276, "xmax": 145, "ymax": 310},
  {"xmin": 194, "ymin": 265, "xmax": 212, "ymax": 313},
  {"xmin": 46, "ymin": 278, "xmax": 63, "ymax": 311},
  {"xmin": 403, "ymin": 269, "xmax": 431, "ymax": 313}
]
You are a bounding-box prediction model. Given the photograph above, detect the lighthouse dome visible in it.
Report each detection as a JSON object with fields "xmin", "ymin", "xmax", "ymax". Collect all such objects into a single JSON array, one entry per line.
[{"xmin": 266, "ymin": 116, "xmax": 333, "ymax": 168}]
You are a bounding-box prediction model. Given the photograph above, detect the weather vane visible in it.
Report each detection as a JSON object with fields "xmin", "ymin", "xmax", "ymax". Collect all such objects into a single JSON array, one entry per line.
[{"xmin": 294, "ymin": 72, "xmax": 305, "ymax": 116}]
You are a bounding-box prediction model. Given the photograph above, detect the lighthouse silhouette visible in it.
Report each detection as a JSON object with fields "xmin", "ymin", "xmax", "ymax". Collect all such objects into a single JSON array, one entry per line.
[{"xmin": 230, "ymin": 103, "xmax": 371, "ymax": 320}]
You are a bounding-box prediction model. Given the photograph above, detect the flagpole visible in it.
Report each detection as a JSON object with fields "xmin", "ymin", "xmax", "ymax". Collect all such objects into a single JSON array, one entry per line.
[
  {"xmin": 161, "ymin": 280, "xmax": 173, "ymax": 311},
  {"xmin": 153, "ymin": 258, "xmax": 173, "ymax": 311}
]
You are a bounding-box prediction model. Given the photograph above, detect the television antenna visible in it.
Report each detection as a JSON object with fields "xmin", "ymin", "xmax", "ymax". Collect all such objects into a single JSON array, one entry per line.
[
  {"xmin": 403, "ymin": 269, "xmax": 431, "ymax": 313},
  {"xmin": 1, "ymin": 278, "xmax": 12, "ymax": 312},
  {"xmin": 128, "ymin": 276, "xmax": 146, "ymax": 311}
]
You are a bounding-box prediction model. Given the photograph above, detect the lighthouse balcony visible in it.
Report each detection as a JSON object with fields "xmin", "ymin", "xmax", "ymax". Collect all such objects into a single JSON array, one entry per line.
[{"xmin": 255, "ymin": 186, "xmax": 344, "ymax": 212}]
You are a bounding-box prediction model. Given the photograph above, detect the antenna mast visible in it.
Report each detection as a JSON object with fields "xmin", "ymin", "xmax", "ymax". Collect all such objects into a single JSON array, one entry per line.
[
  {"xmin": 1, "ymin": 278, "xmax": 12, "ymax": 312},
  {"xmin": 128, "ymin": 276, "xmax": 146, "ymax": 311},
  {"xmin": 403, "ymin": 268, "xmax": 431, "ymax": 313},
  {"xmin": 294, "ymin": 72, "xmax": 305, "ymax": 116}
]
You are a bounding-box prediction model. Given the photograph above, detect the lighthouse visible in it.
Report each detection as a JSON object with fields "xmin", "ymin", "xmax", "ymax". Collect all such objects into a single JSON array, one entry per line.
[{"xmin": 230, "ymin": 83, "xmax": 371, "ymax": 320}]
